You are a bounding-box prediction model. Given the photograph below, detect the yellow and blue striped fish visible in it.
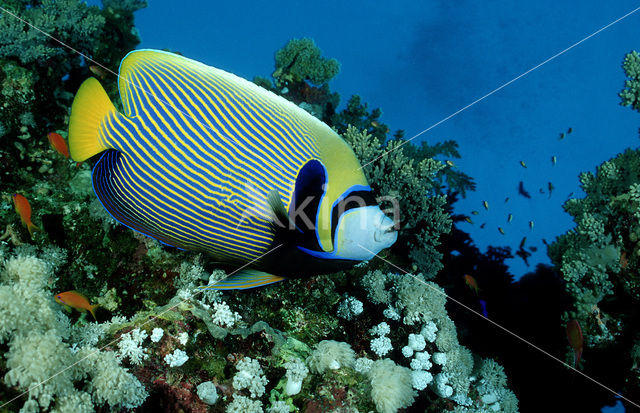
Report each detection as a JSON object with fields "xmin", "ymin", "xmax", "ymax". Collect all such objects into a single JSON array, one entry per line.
[{"xmin": 69, "ymin": 50, "xmax": 397, "ymax": 289}]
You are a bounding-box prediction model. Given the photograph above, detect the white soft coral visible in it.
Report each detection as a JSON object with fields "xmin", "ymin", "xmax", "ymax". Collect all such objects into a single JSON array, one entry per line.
[
  {"xmin": 233, "ymin": 357, "xmax": 267, "ymax": 397},
  {"xmin": 212, "ymin": 301, "xmax": 242, "ymax": 328},
  {"xmin": 117, "ymin": 328, "xmax": 148, "ymax": 365}
]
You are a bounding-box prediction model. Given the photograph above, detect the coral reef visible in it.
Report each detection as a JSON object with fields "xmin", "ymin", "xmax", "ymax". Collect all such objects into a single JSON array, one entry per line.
[
  {"xmin": 0, "ymin": 6, "xmax": 516, "ymax": 409},
  {"xmin": 0, "ymin": 0, "xmax": 145, "ymax": 183},
  {"xmin": 547, "ymin": 148, "xmax": 640, "ymax": 407}
]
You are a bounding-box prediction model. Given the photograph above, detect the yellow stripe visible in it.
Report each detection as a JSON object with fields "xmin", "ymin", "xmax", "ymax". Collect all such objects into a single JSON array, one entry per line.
[
  {"xmin": 207, "ymin": 65, "xmax": 319, "ymax": 159},
  {"xmin": 106, "ymin": 114, "xmax": 273, "ymax": 245},
  {"xmin": 133, "ymin": 62, "xmax": 276, "ymax": 196},
  {"xmin": 114, "ymin": 156, "xmax": 271, "ymax": 257},
  {"xmin": 148, "ymin": 58, "xmax": 293, "ymax": 190},
  {"xmin": 128, "ymin": 70, "xmax": 240, "ymax": 199},
  {"xmin": 133, "ymin": 65, "xmax": 254, "ymax": 195}
]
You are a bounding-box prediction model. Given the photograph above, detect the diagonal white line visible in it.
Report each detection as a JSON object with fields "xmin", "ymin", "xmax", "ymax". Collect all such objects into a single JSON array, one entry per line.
[
  {"xmin": 357, "ymin": 243, "xmax": 640, "ymax": 409},
  {"xmin": 2, "ymin": 2, "xmax": 638, "ymax": 410},
  {"xmin": 0, "ymin": 243, "xmax": 283, "ymax": 409},
  {"xmin": 0, "ymin": 5, "xmax": 285, "ymax": 173},
  {"xmin": 358, "ymin": 5, "xmax": 640, "ymax": 170}
]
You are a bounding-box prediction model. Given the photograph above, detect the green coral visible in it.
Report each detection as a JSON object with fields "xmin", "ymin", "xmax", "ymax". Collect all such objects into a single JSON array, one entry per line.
[
  {"xmin": 0, "ymin": 0, "xmax": 145, "ymax": 183},
  {"xmin": 549, "ymin": 147, "xmax": 640, "ymax": 405},
  {"xmin": 272, "ymin": 37, "xmax": 340, "ymax": 88},
  {"xmin": 0, "ymin": 0, "xmax": 105, "ymax": 65},
  {"xmin": 620, "ymin": 50, "xmax": 640, "ymax": 112},
  {"xmin": 343, "ymin": 125, "xmax": 452, "ymax": 278}
]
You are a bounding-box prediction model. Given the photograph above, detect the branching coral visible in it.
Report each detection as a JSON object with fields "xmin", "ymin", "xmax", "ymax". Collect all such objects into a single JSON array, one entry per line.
[
  {"xmin": 272, "ymin": 37, "xmax": 339, "ymax": 88},
  {"xmin": 343, "ymin": 126, "xmax": 453, "ymax": 278},
  {"xmin": 620, "ymin": 50, "xmax": 640, "ymax": 112},
  {"xmin": 548, "ymin": 144, "xmax": 640, "ymax": 407}
]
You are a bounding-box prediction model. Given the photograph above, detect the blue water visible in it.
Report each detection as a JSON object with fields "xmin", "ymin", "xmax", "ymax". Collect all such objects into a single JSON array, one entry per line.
[{"xmin": 87, "ymin": 1, "xmax": 640, "ymax": 410}]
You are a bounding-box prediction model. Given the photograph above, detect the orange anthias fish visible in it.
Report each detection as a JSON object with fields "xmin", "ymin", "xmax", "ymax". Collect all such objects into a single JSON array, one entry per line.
[
  {"xmin": 54, "ymin": 291, "xmax": 99, "ymax": 320},
  {"xmin": 47, "ymin": 132, "xmax": 70, "ymax": 159},
  {"xmin": 89, "ymin": 65, "xmax": 108, "ymax": 79},
  {"xmin": 463, "ymin": 274, "xmax": 479, "ymax": 295},
  {"xmin": 620, "ymin": 251, "xmax": 629, "ymax": 269},
  {"xmin": 12, "ymin": 194, "xmax": 40, "ymax": 236},
  {"xmin": 566, "ymin": 319, "xmax": 583, "ymax": 369}
]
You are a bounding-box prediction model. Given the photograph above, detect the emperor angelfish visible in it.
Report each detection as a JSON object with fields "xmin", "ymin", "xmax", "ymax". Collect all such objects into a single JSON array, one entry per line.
[{"xmin": 69, "ymin": 49, "xmax": 397, "ymax": 289}]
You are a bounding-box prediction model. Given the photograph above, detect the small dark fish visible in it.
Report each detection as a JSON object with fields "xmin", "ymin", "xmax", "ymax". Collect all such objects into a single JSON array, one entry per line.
[
  {"xmin": 498, "ymin": 227, "xmax": 505, "ymax": 235},
  {"xmin": 483, "ymin": 200, "xmax": 489, "ymax": 210},
  {"xmin": 548, "ymin": 182, "xmax": 554, "ymax": 199},
  {"xmin": 567, "ymin": 127, "xmax": 573, "ymax": 134},
  {"xmin": 516, "ymin": 240, "xmax": 532, "ymax": 266},
  {"xmin": 480, "ymin": 223, "xmax": 486, "ymax": 229},
  {"xmin": 446, "ymin": 160, "xmax": 455, "ymax": 167},
  {"xmin": 520, "ymin": 161, "xmax": 527, "ymax": 168},
  {"xmin": 464, "ymin": 217, "xmax": 473, "ymax": 224},
  {"xmin": 551, "ymin": 155, "xmax": 557, "ymax": 166},
  {"xmin": 471, "ymin": 210, "xmax": 479, "ymax": 215},
  {"xmin": 559, "ymin": 132, "xmax": 565, "ymax": 140},
  {"xmin": 507, "ymin": 213, "xmax": 513, "ymax": 223},
  {"xmin": 529, "ymin": 221, "xmax": 534, "ymax": 230},
  {"xmin": 518, "ymin": 181, "xmax": 531, "ymax": 199},
  {"xmin": 478, "ymin": 299, "xmax": 488, "ymax": 318},
  {"xmin": 528, "ymin": 246, "xmax": 537, "ymax": 252},
  {"xmin": 519, "ymin": 236, "xmax": 527, "ymax": 249},
  {"xmin": 504, "ymin": 197, "xmax": 510, "ymax": 203},
  {"xmin": 542, "ymin": 238, "xmax": 549, "ymax": 247}
]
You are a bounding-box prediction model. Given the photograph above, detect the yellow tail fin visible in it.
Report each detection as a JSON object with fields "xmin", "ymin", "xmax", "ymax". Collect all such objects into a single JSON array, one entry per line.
[
  {"xmin": 26, "ymin": 222, "xmax": 41, "ymax": 238},
  {"xmin": 89, "ymin": 304, "xmax": 100, "ymax": 321},
  {"xmin": 68, "ymin": 77, "xmax": 115, "ymax": 162}
]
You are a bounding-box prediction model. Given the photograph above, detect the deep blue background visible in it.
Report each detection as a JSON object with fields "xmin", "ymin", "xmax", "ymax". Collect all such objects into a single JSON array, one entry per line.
[{"xmin": 91, "ymin": 1, "xmax": 640, "ymax": 410}]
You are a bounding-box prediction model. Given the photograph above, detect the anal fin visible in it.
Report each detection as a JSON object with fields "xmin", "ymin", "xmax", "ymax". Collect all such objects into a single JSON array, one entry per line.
[{"xmin": 199, "ymin": 269, "xmax": 285, "ymax": 290}]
